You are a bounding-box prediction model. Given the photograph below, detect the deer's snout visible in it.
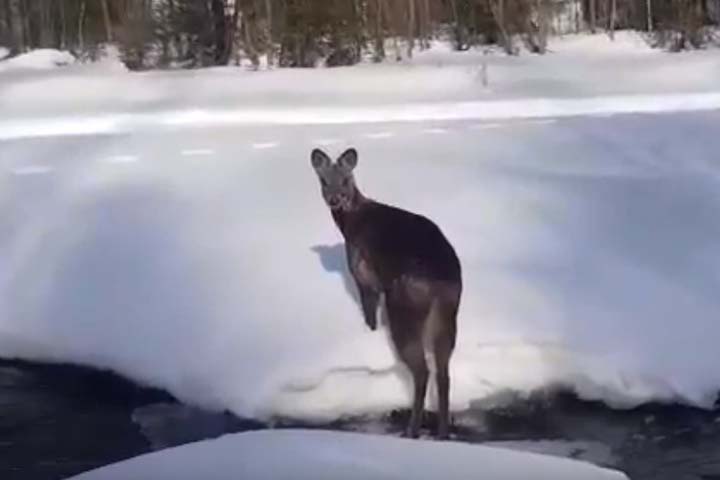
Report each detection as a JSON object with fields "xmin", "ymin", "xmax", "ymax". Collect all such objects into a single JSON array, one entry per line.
[{"xmin": 327, "ymin": 195, "xmax": 342, "ymax": 209}]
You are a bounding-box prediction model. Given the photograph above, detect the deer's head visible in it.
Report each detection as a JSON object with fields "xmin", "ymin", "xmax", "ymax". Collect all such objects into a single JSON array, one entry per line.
[{"xmin": 310, "ymin": 148, "xmax": 359, "ymax": 211}]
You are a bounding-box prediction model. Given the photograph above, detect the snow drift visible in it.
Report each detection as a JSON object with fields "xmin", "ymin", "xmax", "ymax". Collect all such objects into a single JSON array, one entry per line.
[
  {"xmin": 66, "ymin": 429, "xmax": 628, "ymax": 480},
  {"xmin": 0, "ymin": 49, "xmax": 75, "ymax": 72},
  {"xmin": 1, "ymin": 109, "xmax": 719, "ymax": 421}
]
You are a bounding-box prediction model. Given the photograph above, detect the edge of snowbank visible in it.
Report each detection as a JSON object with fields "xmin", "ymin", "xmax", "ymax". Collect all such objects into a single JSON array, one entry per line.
[{"xmin": 2, "ymin": 92, "xmax": 720, "ymax": 140}]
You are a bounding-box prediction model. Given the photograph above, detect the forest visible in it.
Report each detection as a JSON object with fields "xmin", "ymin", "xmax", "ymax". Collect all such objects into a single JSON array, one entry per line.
[{"xmin": 0, "ymin": 0, "xmax": 718, "ymax": 70}]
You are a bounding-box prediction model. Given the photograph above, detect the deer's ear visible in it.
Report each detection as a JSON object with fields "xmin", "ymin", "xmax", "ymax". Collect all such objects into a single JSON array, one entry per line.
[
  {"xmin": 311, "ymin": 149, "xmax": 331, "ymax": 171},
  {"xmin": 337, "ymin": 148, "xmax": 358, "ymax": 172}
]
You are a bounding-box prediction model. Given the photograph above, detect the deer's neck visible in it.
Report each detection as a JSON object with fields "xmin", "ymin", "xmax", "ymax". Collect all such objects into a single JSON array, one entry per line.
[{"xmin": 331, "ymin": 187, "xmax": 367, "ymax": 238}]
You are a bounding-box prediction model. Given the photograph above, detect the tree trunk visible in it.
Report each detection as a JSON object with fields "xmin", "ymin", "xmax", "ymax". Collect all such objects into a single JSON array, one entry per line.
[
  {"xmin": 264, "ymin": 0, "xmax": 274, "ymax": 66},
  {"xmin": 78, "ymin": 0, "xmax": 86, "ymax": 52},
  {"xmin": 38, "ymin": 1, "xmax": 53, "ymax": 47},
  {"xmin": 211, "ymin": 0, "xmax": 230, "ymax": 65},
  {"xmin": 420, "ymin": 0, "xmax": 431, "ymax": 49},
  {"xmin": 646, "ymin": 0, "xmax": 653, "ymax": 31},
  {"xmin": 608, "ymin": 0, "xmax": 617, "ymax": 39},
  {"xmin": 0, "ymin": 0, "xmax": 8, "ymax": 50},
  {"xmin": 576, "ymin": 0, "xmax": 582, "ymax": 33},
  {"xmin": 490, "ymin": 0, "xmax": 514, "ymax": 54},
  {"xmin": 589, "ymin": 0, "xmax": 597, "ymax": 33},
  {"xmin": 352, "ymin": 0, "xmax": 364, "ymax": 60},
  {"xmin": 100, "ymin": 0, "xmax": 113, "ymax": 42},
  {"xmin": 241, "ymin": 3, "xmax": 259, "ymax": 69},
  {"xmin": 59, "ymin": 0, "xmax": 67, "ymax": 49},
  {"xmin": 7, "ymin": 0, "xmax": 24, "ymax": 54},
  {"xmin": 19, "ymin": 0, "xmax": 31, "ymax": 49},
  {"xmin": 537, "ymin": 0, "xmax": 549, "ymax": 52},
  {"xmin": 373, "ymin": 0, "xmax": 385, "ymax": 61},
  {"xmin": 449, "ymin": 0, "xmax": 463, "ymax": 50},
  {"xmin": 406, "ymin": 0, "xmax": 415, "ymax": 59}
]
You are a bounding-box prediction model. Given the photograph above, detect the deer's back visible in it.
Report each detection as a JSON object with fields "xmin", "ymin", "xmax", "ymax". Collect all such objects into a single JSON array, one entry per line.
[{"xmin": 345, "ymin": 201, "xmax": 461, "ymax": 286}]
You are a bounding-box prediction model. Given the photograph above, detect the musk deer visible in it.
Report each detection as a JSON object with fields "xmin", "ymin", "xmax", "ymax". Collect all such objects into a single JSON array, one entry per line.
[{"xmin": 310, "ymin": 147, "xmax": 462, "ymax": 439}]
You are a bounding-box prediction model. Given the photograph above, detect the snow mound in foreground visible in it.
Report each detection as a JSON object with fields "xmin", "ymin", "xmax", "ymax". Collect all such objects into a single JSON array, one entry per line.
[
  {"xmin": 0, "ymin": 49, "xmax": 75, "ymax": 71},
  {"xmin": 0, "ymin": 46, "xmax": 9, "ymax": 60},
  {"xmin": 67, "ymin": 430, "xmax": 628, "ymax": 480}
]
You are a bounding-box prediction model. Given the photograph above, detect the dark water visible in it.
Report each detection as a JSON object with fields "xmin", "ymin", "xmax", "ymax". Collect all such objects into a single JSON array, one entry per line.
[{"xmin": 3, "ymin": 360, "xmax": 720, "ymax": 480}]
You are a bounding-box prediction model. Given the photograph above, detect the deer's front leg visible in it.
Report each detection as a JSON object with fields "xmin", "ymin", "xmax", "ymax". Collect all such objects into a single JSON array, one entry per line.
[
  {"xmin": 347, "ymin": 244, "xmax": 380, "ymax": 331},
  {"xmin": 358, "ymin": 286, "xmax": 380, "ymax": 331}
]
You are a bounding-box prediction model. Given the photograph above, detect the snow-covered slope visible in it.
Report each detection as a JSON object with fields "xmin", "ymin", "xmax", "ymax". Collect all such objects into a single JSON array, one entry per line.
[
  {"xmin": 1, "ymin": 110, "xmax": 719, "ymax": 421},
  {"xmin": 67, "ymin": 429, "xmax": 628, "ymax": 480}
]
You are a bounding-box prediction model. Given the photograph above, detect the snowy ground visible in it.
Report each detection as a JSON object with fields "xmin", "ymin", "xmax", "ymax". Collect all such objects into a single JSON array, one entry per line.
[
  {"xmin": 1, "ymin": 110, "xmax": 719, "ymax": 424},
  {"xmin": 1, "ymin": 32, "xmax": 719, "ymax": 428},
  {"xmin": 67, "ymin": 429, "xmax": 628, "ymax": 480},
  {"xmin": 1, "ymin": 32, "xmax": 719, "ymax": 127}
]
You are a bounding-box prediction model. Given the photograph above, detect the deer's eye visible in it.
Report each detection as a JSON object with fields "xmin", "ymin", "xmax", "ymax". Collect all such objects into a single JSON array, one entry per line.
[
  {"xmin": 342, "ymin": 178, "xmax": 350, "ymax": 187},
  {"xmin": 320, "ymin": 178, "xmax": 328, "ymax": 187}
]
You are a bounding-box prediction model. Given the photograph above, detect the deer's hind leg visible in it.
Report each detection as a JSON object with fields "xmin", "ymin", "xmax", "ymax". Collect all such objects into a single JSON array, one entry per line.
[
  {"xmin": 385, "ymin": 286, "xmax": 431, "ymax": 439},
  {"xmin": 431, "ymin": 291, "xmax": 459, "ymax": 440}
]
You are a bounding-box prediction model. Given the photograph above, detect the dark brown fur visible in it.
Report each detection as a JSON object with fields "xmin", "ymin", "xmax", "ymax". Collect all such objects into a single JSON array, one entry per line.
[{"xmin": 311, "ymin": 148, "xmax": 462, "ymax": 439}]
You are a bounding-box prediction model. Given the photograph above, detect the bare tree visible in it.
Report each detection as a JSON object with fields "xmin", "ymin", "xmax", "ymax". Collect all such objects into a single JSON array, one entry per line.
[
  {"xmin": 490, "ymin": 0, "xmax": 515, "ymax": 54},
  {"xmin": 100, "ymin": 0, "xmax": 113, "ymax": 42},
  {"xmin": 372, "ymin": 0, "xmax": 386, "ymax": 61},
  {"xmin": 263, "ymin": 0, "xmax": 274, "ymax": 66},
  {"xmin": 406, "ymin": 0, "xmax": 416, "ymax": 58},
  {"xmin": 78, "ymin": 0, "xmax": 87, "ymax": 52},
  {"xmin": 211, "ymin": 0, "xmax": 230, "ymax": 64},
  {"xmin": 7, "ymin": 0, "xmax": 25, "ymax": 53},
  {"xmin": 608, "ymin": 0, "xmax": 617, "ymax": 38},
  {"xmin": 419, "ymin": 0, "xmax": 432, "ymax": 48},
  {"xmin": 59, "ymin": 0, "xmax": 68, "ymax": 49}
]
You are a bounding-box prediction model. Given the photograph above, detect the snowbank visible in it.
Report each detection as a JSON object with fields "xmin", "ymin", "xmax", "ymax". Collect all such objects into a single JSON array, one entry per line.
[
  {"xmin": 0, "ymin": 32, "xmax": 718, "ymax": 121},
  {"xmin": 67, "ymin": 429, "xmax": 628, "ymax": 480},
  {"xmin": 0, "ymin": 49, "xmax": 75, "ymax": 72},
  {"xmin": 1, "ymin": 110, "xmax": 719, "ymax": 421},
  {"xmin": 0, "ymin": 46, "xmax": 9, "ymax": 60}
]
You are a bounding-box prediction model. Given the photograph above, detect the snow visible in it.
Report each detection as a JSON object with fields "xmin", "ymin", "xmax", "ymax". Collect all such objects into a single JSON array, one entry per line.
[
  {"xmin": 0, "ymin": 49, "xmax": 75, "ymax": 72},
  {"xmin": 3, "ymin": 92, "xmax": 720, "ymax": 141},
  {"xmin": 1, "ymin": 33, "xmax": 720, "ymax": 424},
  {"xmin": 0, "ymin": 47, "xmax": 9, "ymax": 60},
  {"xmin": 80, "ymin": 45, "xmax": 129, "ymax": 74},
  {"xmin": 0, "ymin": 32, "xmax": 718, "ymax": 125},
  {"xmin": 66, "ymin": 429, "xmax": 628, "ymax": 480}
]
